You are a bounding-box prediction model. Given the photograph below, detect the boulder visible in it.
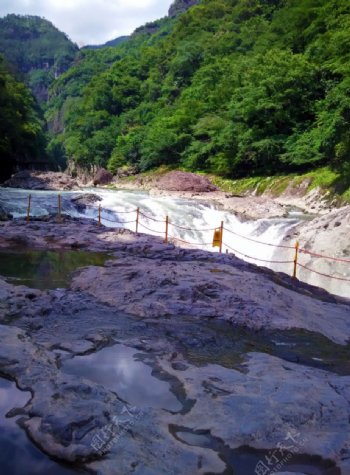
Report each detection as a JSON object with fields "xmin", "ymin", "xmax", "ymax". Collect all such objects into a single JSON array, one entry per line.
[
  {"xmin": 156, "ymin": 171, "xmax": 217, "ymax": 193},
  {"xmin": 71, "ymin": 194, "xmax": 102, "ymax": 212},
  {"xmin": 0, "ymin": 205, "xmax": 12, "ymax": 221},
  {"xmin": 93, "ymin": 169, "xmax": 113, "ymax": 187}
]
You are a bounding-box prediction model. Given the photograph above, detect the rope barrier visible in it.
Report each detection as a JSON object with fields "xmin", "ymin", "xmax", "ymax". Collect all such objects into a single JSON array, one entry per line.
[
  {"xmin": 138, "ymin": 221, "xmax": 165, "ymax": 234},
  {"xmin": 223, "ymin": 226, "xmax": 294, "ymax": 249},
  {"xmin": 100, "ymin": 215, "xmax": 136, "ymax": 225},
  {"xmin": 297, "ymin": 262, "xmax": 350, "ymax": 282},
  {"xmin": 169, "ymin": 222, "xmax": 216, "ymax": 232},
  {"xmin": 223, "ymin": 242, "xmax": 294, "ymax": 264},
  {"xmin": 139, "ymin": 210, "xmax": 165, "ymax": 223},
  {"xmin": 169, "ymin": 235, "xmax": 212, "ymax": 246},
  {"xmin": 22, "ymin": 193, "xmax": 349, "ymax": 287},
  {"xmin": 84, "ymin": 203, "xmax": 136, "ymax": 215},
  {"xmin": 299, "ymin": 248, "xmax": 350, "ymax": 263}
]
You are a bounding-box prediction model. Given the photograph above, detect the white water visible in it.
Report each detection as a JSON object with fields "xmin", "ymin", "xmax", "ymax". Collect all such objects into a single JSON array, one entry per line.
[
  {"xmin": 3, "ymin": 187, "xmax": 349, "ymax": 298},
  {"xmin": 0, "ymin": 187, "xmax": 300, "ymax": 272}
]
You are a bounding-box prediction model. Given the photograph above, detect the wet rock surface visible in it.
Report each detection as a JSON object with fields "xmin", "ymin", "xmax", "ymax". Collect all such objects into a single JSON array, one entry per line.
[
  {"xmin": 71, "ymin": 193, "xmax": 102, "ymax": 212},
  {"xmin": 0, "ymin": 218, "xmax": 349, "ymax": 474},
  {"xmin": 0, "ymin": 205, "xmax": 12, "ymax": 221}
]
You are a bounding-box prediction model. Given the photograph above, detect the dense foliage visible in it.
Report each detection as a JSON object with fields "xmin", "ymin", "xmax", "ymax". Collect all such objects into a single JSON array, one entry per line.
[
  {"xmin": 47, "ymin": 0, "xmax": 350, "ymax": 178},
  {"xmin": 0, "ymin": 14, "xmax": 78, "ymax": 101},
  {"xmin": 0, "ymin": 55, "xmax": 46, "ymax": 181}
]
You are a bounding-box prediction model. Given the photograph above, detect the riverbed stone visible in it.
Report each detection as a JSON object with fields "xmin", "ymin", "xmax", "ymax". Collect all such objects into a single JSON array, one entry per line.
[{"xmin": 0, "ymin": 217, "xmax": 349, "ymax": 473}]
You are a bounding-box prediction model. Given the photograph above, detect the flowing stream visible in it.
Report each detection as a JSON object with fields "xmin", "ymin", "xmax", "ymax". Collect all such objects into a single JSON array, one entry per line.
[
  {"xmin": 2, "ymin": 186, "xmax": 347, "ymax": 297},
  {"xmin": 0, "ymin": 186, "xmax": 299, "ymax": 267},
  {"xmin": 0, "ymin": 187, "xmax": 347, "ymax": 474}
]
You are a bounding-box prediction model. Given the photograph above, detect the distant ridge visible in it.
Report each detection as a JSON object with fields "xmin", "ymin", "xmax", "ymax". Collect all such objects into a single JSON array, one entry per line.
[
  {"xmin": 82, "ymin": 35, "xmax": 129, "ymax": 50},
  {"xmin": 0, "ymin": 14, "xmax": 78, "ymax": 102}
]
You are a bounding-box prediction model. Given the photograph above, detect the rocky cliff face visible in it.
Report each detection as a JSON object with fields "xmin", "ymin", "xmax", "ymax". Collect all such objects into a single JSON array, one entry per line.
[{"xmin": 168, "ymin": 0, "xmax": 200, "ymax": 17}]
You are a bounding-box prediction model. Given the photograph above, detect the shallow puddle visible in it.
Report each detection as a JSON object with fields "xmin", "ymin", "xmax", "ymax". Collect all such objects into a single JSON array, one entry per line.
[
  {"xmin": 0, "ymin": 378, "xmax": 79, "ymax": 475},
  {"xmin": 170, "ymin": 426, "xmax": 340, "ymax": 475},
  {"xmin": 166, "ymin": 319, "xmax": 350, "ymax": 375},
  {"xmin": 63, "ymin": 344, "xmax": 182, "ymax": 412},
  {"xmin": 0, "ymin": 249, "xmax": 109, "ymax": 289}
]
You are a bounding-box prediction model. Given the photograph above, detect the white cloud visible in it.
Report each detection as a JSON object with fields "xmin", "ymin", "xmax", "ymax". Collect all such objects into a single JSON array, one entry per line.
[{"xmin": 0, "ymin": 0, "xmax": 174, "ymax": 45}]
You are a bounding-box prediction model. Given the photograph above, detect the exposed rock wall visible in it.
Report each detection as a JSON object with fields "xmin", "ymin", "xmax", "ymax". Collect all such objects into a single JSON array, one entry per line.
[{"xmin": 169, "ymin": 0, "xmax": 200, "ymax": 17}]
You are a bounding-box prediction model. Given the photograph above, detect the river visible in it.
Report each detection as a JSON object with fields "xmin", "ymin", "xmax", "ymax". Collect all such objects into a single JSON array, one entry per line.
[{"xmin": 2, "ymin": 186, "xmax": 345, "ymax": 297}]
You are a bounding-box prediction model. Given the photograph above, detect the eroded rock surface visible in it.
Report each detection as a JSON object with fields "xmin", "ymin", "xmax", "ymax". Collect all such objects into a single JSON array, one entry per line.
[
  {"xmin": 0, "ymin": 218, "xmax": 349, "ymax": 474},
  {"xmin": 0, "ymin": 217, "xmax": 349, "ymax": 343}
]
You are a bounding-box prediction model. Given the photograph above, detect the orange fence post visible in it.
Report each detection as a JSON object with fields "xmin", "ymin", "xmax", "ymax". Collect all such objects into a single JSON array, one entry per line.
[
  {"xmin": 136, "ymin": 207, "xmax": 140, "ymax": 233},
  {"xmin": 293, "ymin": 241, "xmax": 299, "ymax": 279},
  {"xmin": 26, "ymin": 194, "xmax": 31, "ymax": 223},
  {"xmin": 219, "ymin": 221, "xmax": 224, "ymax": 253},
  {"xmin": 164, "ymin": 215, "xmax": 169, "ymax": 243},
  {"xmin": 98, "ymin": 204, "xmax": 101, "ymax": 226}
]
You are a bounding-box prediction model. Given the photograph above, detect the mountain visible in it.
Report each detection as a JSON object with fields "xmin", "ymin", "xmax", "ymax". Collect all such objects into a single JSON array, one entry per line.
[
  {"xmin": 46, "ymin": 0, "xmax": 350, "ymax": 182},
  {"xmin": 83, "ymin": 36, "xmax": 129, "ymax": 50},
  {"xmin": 81, "ymin": 0, "xmax": 199, "ymax": 50},
  {"xmin": 0, "ymin": 55, "xmax": 46, "ymax": 181},
  {"xmin": 0, "ymin": 14, "xmax": 78, "ymax": 102}
]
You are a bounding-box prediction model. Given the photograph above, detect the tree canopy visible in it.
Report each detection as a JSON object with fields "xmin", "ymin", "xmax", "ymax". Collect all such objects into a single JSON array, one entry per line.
[
  {"xmin": 0, "ymin": 55, "xmax": 46, "ymax": 181},
  {"xmin": 1, "ymin": 0, "xmax": 350, "ymax": 182},
  {"xmin": 47, "ymin": 0, "xmax": 350, "ymax": 179}
]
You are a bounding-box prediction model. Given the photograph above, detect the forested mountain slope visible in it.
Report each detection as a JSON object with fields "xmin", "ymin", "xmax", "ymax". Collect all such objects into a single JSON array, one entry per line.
[
  {"xmin": 0, "ymin": 14, "xmax": 78, "ymax": 102},
  {"xmin": 0, "ymin": 55, "xmax": 46, "ymax": 181},
  {"xmin": 46, "ymin": 0, "xmax": 350, "ymax": 182}
]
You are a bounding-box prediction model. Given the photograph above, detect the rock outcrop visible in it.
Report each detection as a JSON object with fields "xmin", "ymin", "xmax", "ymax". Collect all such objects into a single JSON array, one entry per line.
[
  {"xmin": 3, "ymin": 171, "xmax": 79, "ymax": 191},
  {"xmin": 169, "ymin": 0, "xmax": 200, "ymax": 17},
  {"xmin": 93, "ymin": 168, "xmax": 113, "ymax": 187},
  {"xmin": 0, "ymin": 205, "xmax": 12, "ymax": 221},
  {"xmin": 155, "ymin": 171, "xmax": 217, "ymax": 193},
  {"xmin": 71, "ymin": 193, "xmax": 102, "ymax": 212}
]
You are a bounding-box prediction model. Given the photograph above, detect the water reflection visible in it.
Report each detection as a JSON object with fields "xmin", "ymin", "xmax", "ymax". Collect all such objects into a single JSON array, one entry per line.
[
  {"xmin": 0, "ymin": 378, "xmax": 79, "ymax": 475},
  {"xmin": 0, "ymin": 250, "xmax": 109, "ymax": 289},
  {"xmin": 63, "ymin": 344, "xmax": 182, "ymax": 411},
  {"xmin": 171, "ymin": 426, "xmax": 340, "ymax": 475}
]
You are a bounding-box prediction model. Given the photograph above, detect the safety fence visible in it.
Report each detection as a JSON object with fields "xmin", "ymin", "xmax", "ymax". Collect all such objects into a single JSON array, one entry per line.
[{"xmin": 25, "ymin": 193, "xmax": 350, "ymax": 284}]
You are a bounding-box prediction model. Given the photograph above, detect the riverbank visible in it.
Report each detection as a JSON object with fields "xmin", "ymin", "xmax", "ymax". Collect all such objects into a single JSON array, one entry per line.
[
  {"xmin": 3, "ymin": 166, "xmax": 349, "ymax": 220},
  {"xmin": 0, "ymin": 216, "xmax": 349, "ymax": 474},
  {"xmin": 110, "ymin": 166, "xmax": 349, "ymax": 217},
  {"xmin": 0, "ymin": 215, "xmax": 349, "ymax": 342}
]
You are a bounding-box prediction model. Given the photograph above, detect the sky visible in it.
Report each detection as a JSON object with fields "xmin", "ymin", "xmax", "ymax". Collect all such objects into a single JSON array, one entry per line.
[{"xmin": 0, "ymin": 0, "xmax": 174, "ymax": 46}]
